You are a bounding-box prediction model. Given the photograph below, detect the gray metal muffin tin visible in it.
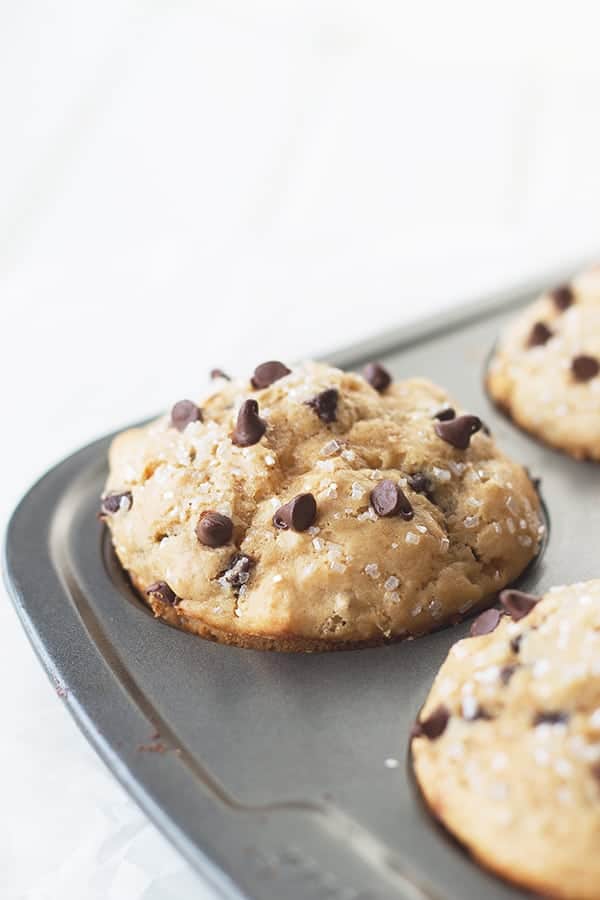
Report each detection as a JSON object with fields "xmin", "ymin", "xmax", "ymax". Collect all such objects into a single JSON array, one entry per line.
[{"xmin": 5, "ymin": 276, "xmax": 600, "ymax": 900}]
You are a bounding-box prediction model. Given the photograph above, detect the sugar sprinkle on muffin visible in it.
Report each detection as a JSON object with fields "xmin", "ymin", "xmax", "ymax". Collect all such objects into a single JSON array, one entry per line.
[{"xmin": 102, "ymin": 360, "xmax": 543, "ymax": 651}]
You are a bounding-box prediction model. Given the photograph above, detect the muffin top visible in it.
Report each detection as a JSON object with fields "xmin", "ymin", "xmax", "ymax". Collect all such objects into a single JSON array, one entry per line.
[
  {"xmin": 103, "ymin": 360, "xmax": 542, "ymax": 649},
  {"xmin": 487, "ymin": 266, "xmax": 600, "ymax": 460},
  {"xmin": 412, "ymin": 580, "xmax": 600, "ymax": 899}
]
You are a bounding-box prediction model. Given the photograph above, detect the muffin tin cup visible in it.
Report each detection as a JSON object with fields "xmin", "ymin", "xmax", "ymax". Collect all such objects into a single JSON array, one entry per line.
[{"xmin": 5, "ymin": 269, "xmax": 597, "ymax": 900}]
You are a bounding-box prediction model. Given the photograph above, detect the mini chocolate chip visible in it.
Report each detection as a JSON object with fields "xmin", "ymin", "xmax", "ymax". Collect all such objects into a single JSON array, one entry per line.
[
  {"xmin": 100, "ymin": 491, "xmax": 132, "ymax": 515},
  {"xmin": 464, "ymin": 703, "xmax": 492, "ymax": 722},
  {"xmin": 219, "ymin": 553, "xmax": 254, "ymax": 592},
  {"xmin": 232, "ymin": 399, "xmax": 266, "ymax": 446},
  {"xmin": 210, "ymin": 367, "xmax": 231, "ymax": 381},
  {"xmin": 407, "ymin": 472, "xmax": 433, "ymax": 499},
  {"xmin": 171, "ymin": 399, "xmax": 202, "ymax": 431},
  {"xmin": 572, "ymin": 354, "xmax": 600, "ymax": 382},
  {"xmin": 590, "ymin": 762, "xmax": 600, "ymax": 783},
  {"xmin": 251, "ymin": 360, "xmax": 291, "ymax": 389},
  {"xmin": 196, "ymin": 511, "xmax": 234, "ymax": 548},
  {"xmin": 306, "ymin": 388, "xmax": 339, "ymax": 424},
  {"xmin": 499, "ymin": 589, "xmax": 540, "ymax": 621},
  {"xmin": 146, "ymin": 581, "xmax": 179, "ymax": 606},
  {"xmin": 433, "ymin": 407, "xmax": 456, "ymax": 421},
  {"xmin": 534, "ymin": 711, "xmax": 569, "ymax": 726},
  {"xmin": 434, "ymin": 414, "xmax": 482, "ymax": 450},
  {"xmin": 551, "ymin": 283, "xmax": 574, "ymax": 311},
  {"xmin": 500, "ymin": 664, "xmax": 519, "ymax": 685},
  {"xmin": 510, "ymin": 634, "xmax": 523, "ymax": 654},
  {"xmin": 363, "ymin": 362, "xmax": 392, "ymax": 392},
  {"xmin": 412, "ymin": 704, "xmax": 450, "ymax": 741},
  {"xmin": 370, "ymin": 479, "xmax": 414, "ymax": 520},
  {"xmin": 470, "ymin": 608, "xmax": 502, "ymax": 637},
  {"xmin": 273, "ymin": 493, "xmax": 317, "ymax": 532},
  {"xmin": 527, "ymin": 321, "xmax": 553, "ymax": 347}
]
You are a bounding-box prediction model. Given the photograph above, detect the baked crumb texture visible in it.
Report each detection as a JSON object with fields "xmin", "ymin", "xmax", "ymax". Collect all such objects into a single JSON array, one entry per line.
[
  {"xmin": 487, "ymin": 266, "xmax": 600, "ymax": 460},
  {"xmin": 102, "ymin": 361, "xmax": 542, "ymax": 650},
  {"xmin": 412, "ymin": 580, "xmax": 600, "ymax": 900}
]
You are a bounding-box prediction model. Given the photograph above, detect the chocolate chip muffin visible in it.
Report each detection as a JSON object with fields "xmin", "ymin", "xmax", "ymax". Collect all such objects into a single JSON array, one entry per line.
[
  {"xmin": 101, "ymin": 360, "xmax": 543, "ymax": 651},
  {"xmin": 487, "ymin": 266, "xmax": 600, "ymax": 460},
  {"xmin": 411, "ymin": 580, "xmax": 600, "ymax": 900}
]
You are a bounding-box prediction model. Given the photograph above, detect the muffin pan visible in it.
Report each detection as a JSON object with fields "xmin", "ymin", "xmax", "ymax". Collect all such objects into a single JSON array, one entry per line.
[{"xmin": 5, "ymin": 272, "xmax": 598, "ymax": 900}]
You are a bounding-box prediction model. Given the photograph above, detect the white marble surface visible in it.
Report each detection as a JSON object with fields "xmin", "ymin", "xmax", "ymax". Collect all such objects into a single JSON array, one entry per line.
[{"xmin": 3, "ymin": 2, "xmax": 600, "ymax": 897}]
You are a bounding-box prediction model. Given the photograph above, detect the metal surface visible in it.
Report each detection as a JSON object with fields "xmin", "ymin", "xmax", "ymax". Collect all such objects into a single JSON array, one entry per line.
[{"xmin": 5, "ymin": 280, "xmax": 600, "ymax": 900}]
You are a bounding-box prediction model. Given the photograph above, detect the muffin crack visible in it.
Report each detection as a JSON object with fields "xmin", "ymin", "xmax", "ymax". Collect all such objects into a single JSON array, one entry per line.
[{"xmin": 104, "ymin": 360, "xmax": 542, "ymax": 649}]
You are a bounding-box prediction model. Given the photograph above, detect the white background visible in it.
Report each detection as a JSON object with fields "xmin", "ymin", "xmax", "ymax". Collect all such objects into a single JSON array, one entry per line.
[{"xmin": 2, "ymin": 2, "xmax": 600, "ymax": 897}]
